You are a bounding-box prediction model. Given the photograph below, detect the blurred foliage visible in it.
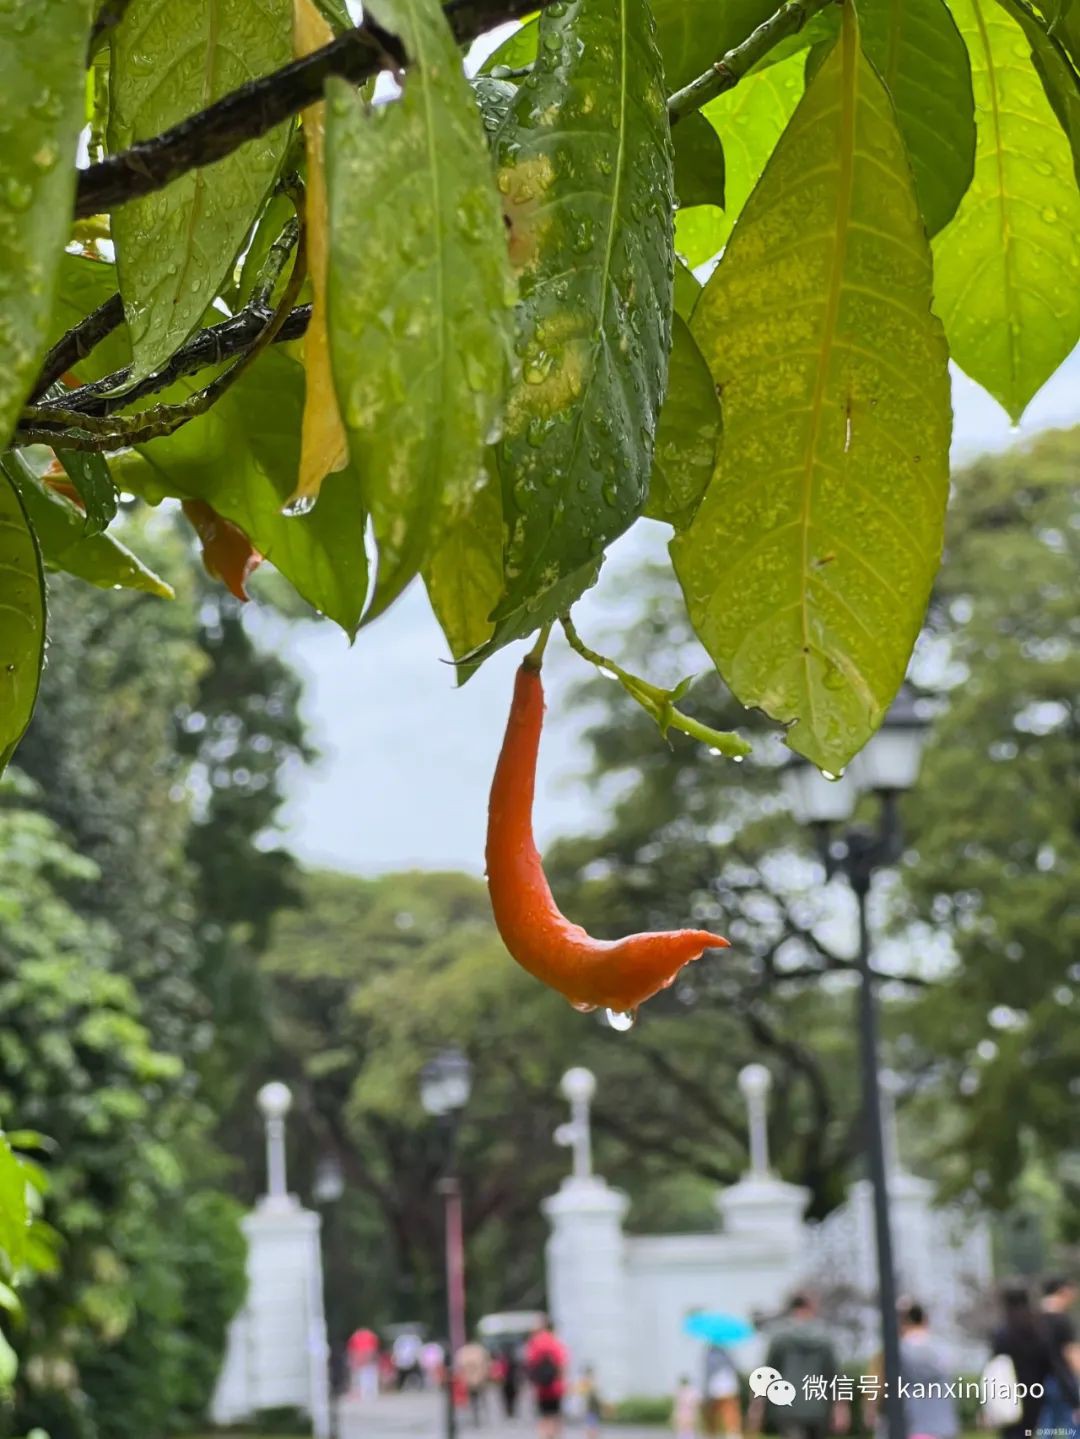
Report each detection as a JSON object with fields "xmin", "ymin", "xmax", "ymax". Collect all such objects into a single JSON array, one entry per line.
[
  {"xmin": 0, "ymin": 510, "xmax": 310, "ymax": 1437},
  {"xmin": 896, "ymin": 428, "xmax": 1080, "ymax": 1226}
]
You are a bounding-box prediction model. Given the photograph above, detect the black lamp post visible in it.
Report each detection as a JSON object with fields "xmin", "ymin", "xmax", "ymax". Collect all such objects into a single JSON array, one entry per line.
[
  {"xmin": 781, "ymin": 687, "xmax": 929, "ymax": 1439},
  {"xmin": 420, "ymin": 1048, "xmax": 473, "ymax": 1439}
]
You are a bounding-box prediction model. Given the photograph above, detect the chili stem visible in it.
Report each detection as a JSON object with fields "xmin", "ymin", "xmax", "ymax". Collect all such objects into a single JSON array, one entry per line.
[{"xmin": 559, "ymin": 615, "xmax": 751, "ymax": 759}]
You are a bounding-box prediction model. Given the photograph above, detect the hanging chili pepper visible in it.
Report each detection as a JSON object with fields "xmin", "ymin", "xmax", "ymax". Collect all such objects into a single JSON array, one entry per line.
[{"xmin": 486, "ymin": 657, "xmax": 729, "ymax": 1015}]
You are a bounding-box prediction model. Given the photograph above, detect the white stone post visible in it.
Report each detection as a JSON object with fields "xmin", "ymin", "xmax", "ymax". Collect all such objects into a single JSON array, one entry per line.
[
  {"xmin": 738, "ymin": 1064, "xmax": 772, "ymax": 1177},
  {"xmin": 544, "ymin": 1068, "xmax": 631, "ymax": 1401},
  {"xmin": 211, "ymin": 1082, "xmax": 331, "ymax": 1438}
]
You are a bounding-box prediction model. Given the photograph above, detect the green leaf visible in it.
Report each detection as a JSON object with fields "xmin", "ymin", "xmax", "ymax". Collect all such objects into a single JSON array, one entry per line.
[
  {"xmin": 46, "ymin": 256, "xmax": 368, "ymax": 632},
  {"xmin": 0, "ymin": 0, "xmax": 94, "ymax": 448},
  {"xmin": 674, "ymin": 50, "xmax": 807, "ymax": 266},
  {"xmin": 472, "ymin": 76, "xmax": 517, "ymax": 134},
  {"xmin": 325, "ymin": 0, "xmax": 515, "ymax": 622},
  {"xmin": 108, "ymin": 0, "xmax": 293, "ymax": 383},
  {"xmin": 56, "ymin": 450, "xmax": 118, "ymax": 537},
  {"xmin": 674, "ymin": 113, "xmax": 726, "ymax": 209},
  {"xmin": 673, "ymin": 259, "xmax": 701, "ymax": 321},
  {"xmin": 645, "ymin": 316, "xmax": 721, "ymax": 531},
  {"xmin": 935, "ymin": 0, "xmax": 1080, "ymax": 419},
  {"xmin": 858, "ymin": 0, "xmax": 976, "ymax": 235},
  {"xmin": 0, "ymin": 467, "xmax": 45, "ymax": 772},
  {"xmin": 119, "ymin": 350, "xmax": 369, "ymax": 634},
  {"xmin": 0, "ymin": 1137, "xmax": 28, "ymax": 1270},
  {"xmin": 490, "ymin": 0, "xmax": 674, "ymax": 637},
  {"xmin": 485, "ymin": 0, "xmax": 782, "ymax": 91},
  {"xmin": 423, "ymin": 463, "xmax": 504, "ymax": 666},
  {"xmin": 674, "ymin": 8, "xmax": 952, "ymax": 772},
  {"xmin": 996, "ymin": 0, "xmax": 1080, "ymax": 187},
  {"xmin": 5, "ymin": 453, "xmax": 173, "ymax": 599}
]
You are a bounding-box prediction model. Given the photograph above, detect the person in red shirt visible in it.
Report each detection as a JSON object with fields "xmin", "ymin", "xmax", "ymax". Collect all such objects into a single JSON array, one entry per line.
[
  {"xmin": 346, "ymin": 1327, "xmax": 380, "ymax": 1400},
  {"xmin": 524, "ymin": 1317, "xmax": 570, "ymax": 1439}
]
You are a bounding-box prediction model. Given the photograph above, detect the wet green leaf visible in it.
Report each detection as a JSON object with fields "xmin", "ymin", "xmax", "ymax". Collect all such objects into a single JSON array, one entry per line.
[
  {"xmin": 325, "ymin": 0, "xmax": 514, "ymax": 622},
  {"xmin": 858, "ymin": 0, "xmax": 976, "ymax": 235},
  {"xmin": 674, "ymin": 113, "xmax": 726, "ymax": 209},
  {"xmin": 646, "ymin": 316, "xmax": 721, "ymax": 531},
  {"xmin": 109, "ymin": 0, "xmax": 292, "ymax": 383},
  {"xmin": 6, "ymin": 452, "xmax": 173, "ymax": 599},
  {"xmin": 423, "ymin": 463, "xmax": 504, "ymax": 666},
  {"xmin": 0, "ymin": 0, "xmax": 93, "ymax": 448},
  {"xmin": 673, "ymin": 259, "xmax": 701, "ymax": 322},
  {"xmin": 674, "ymin": 50, "xmax": 807, "ymax": 266},
  {"xmin": 487, "ymin": 0, "xmax": 781, "ymax": 93},
  {"xmin": 121, "ymin": 350, "xmax": 369, "ymax": 634},
  {"xmin": 0, "ymin": 464, "xmax": 44, "ymax": 773},
  {"xmin": 997, "ymin": 0, "xmax": 1080, "ymax": 186},
  {"xmin": 675, "ymin": 8, "xmax": 952, "ymax": 772},
  {"xmin": 48, "ymin": 256, "xmax": 368, "ymax": 632},
  {"xmin": 491, "ymin": 0, "xmax": 674, "ymax": 636},
  {"xmin": 473, "ymin": 76, "xmax": 517, "ymax": 134},
  {"xmin": 56, "ymin": 450, "xmax": 118, "ymax": 536},
  {"xmin": 936, "ymin": 0, "xmax": 1080, "ymax": 419}
]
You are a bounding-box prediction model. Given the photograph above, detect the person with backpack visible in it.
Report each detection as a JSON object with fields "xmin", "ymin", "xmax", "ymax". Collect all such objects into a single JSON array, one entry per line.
[
  {"xmin": 748, "ymin": 1294, "xmax": 849, "ymax": 1439},
  {"xmin": 525, "ymin": 1316, "xmax": 569, "ymax": 1438}
]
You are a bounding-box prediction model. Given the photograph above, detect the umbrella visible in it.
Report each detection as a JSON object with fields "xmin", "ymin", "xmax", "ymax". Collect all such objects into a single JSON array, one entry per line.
[{"xmin": 683, "ymin": 1311, "xmax": 755, "ymax": 1345}]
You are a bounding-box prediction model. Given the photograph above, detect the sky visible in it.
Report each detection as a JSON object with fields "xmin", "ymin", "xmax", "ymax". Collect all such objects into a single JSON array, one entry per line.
[{"xmin": 273, "ymin": 352, "xmax": 1080, "ymax": 878}]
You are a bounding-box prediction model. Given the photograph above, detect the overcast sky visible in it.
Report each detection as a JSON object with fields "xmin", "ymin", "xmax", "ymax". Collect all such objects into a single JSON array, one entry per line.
[{"xmin": 271, "ymin": 353, "xmax": 1080, "ymax": 878}]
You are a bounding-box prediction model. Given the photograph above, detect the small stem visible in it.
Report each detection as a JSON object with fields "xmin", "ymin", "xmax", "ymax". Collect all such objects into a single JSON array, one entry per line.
[
  {"xmin": 17, "ymin": 201, "xmax": 308, "ymax": 454},
  {"xmin": 668, "ymin": 0, "xmax": 836, "ymax": 124},
  {"xmin": 31, "ymin": 291, "xmax": 126, "ymax": 400},
  {"xmin": 250, "ymin": 215, "xmax": 300, "ymax": 313},
  {"xmin": 560, "ymin": 616, "xmax": 751, "ymax": 759},
  {"xmin": 524, "ymin": 624, "xmax": 552, "ymax": 671}
]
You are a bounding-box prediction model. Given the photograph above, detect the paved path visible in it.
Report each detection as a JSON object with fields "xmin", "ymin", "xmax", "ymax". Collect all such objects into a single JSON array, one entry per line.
[{"xmin": 335, "ymin": 1390, "xmax": 663, "ymax": 1439}]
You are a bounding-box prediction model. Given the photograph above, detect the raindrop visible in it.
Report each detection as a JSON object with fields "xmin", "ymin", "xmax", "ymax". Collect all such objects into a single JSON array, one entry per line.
[
  {"xmin": 282, "ymin": 493, "xmax": 316, "ymax": 518},
  {"xmin": 605, "ymin": 1008, "xmax": 636, "ymax": 1032}
]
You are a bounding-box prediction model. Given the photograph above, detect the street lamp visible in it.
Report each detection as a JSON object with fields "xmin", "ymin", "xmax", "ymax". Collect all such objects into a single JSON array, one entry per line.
[
  {"xmin": 780, "ymin": 686, "xmax": 929, "ymax": 1439},
  {"xmin": 420, "ymin": 1049, "xmax": 473, "ymax": 1439}
]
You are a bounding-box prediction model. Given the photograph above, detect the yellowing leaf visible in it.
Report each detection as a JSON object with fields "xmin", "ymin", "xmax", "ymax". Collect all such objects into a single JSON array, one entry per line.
[
  {"xmin": 423, "ymin": 463, "xmax": 504, "ymax": 664},
  {"xmin": 674, "ymin": 5, "xmax": 952, "ymax": 772},
  {"xmin": 935, "ymin": 0, "xmax": 1080, "ymax": 419},
  {"xmin": 290, "ymin": 0, "xmax": 349, "ymax": 513}
]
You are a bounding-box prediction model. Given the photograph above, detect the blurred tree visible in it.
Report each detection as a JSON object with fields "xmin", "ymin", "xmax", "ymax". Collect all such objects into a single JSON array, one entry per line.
[
  {"xmin": 4, "ymin": 511, "xmax": 311, "ymax": 1437},
  {"xmin": 897, "ymin": 428, "xmax": 1080, "ymax": 1224}
]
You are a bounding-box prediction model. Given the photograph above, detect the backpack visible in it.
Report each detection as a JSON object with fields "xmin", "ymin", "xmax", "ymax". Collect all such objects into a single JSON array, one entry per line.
[
  {"xmin": 529, "ymin": 1354, "xmax": 560, "ymax": 1389},
  {"xmin": 767, "ymin": 1329, "xmax": 836, "ymax": 1422}
]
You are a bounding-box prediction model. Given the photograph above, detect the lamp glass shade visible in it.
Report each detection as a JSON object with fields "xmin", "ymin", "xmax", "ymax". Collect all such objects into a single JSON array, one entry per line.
[
  {"xmin": 780, "ymin": 759, "xmax": 859, "ymax": 825},
  {"xmin": 850, "ymin": 723, "xmax": 927, "ymax": 794},
  {"xmin": 420, "ymin": 1048, "xmax": 473, "ymax": 1116}
]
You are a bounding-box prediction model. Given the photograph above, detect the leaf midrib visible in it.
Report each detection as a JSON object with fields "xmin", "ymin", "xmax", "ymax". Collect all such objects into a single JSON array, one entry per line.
[
  {"xmin": 798, "ymin": 13, "xmax": 860, "ymax": 736},
  {"xmin": 968, "ymin": 0, "xmax": 1019, "ymax": 403}
]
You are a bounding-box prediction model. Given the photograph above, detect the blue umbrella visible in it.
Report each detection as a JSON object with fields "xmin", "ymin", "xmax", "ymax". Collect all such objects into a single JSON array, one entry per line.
[{"xmin": 683, "ymin": 1311, "xmax": 755, "ymax": 1345}]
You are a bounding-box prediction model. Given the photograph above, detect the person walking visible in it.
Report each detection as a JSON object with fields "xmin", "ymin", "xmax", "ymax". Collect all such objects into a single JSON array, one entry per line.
[
  {"xmin": 456, "ymin": 1336, "xmax": 492, "ymax": 1426},
  {"xmin": 499, "ymin": 1342, "xmax": 522, "ymax": 1419},
  {"xmin": 1039, "ymin": 1276, "xmax": 1080, "ymax": 1433},
  {"xmin": 748, "ymin": 1293, "xmax": 848, "ymax": 1439},
  {"xmin": 702, "ymin": 1345, "xmax": 742, "ymax": 1437},
  {"xmin": 870, "ymin": 1301, "xmax": 958, "ymax": 1439},
  {"xmin": 345, "ymin": 1327, "xmax": 380, "ymax": 1401},
  {"xmin": 525, "ymin": 1315, "xmax": 569, "ymax": 1439},
  {"xmin": 673, "ymin": 1374, "xmax": 702, "ymax": 1439},
  {"xmin": 988, "ymin": 1284, "xmax": 1056, "ymax": 1439},
  {"xmin": 577, "ymin": 1365, "xmax": 603, "ymax": 1439}
]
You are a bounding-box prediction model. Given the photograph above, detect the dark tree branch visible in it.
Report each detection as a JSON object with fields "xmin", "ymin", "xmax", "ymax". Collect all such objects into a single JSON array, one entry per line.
[
  {"xmin": 32, "ymin": 292, "xmax": 126, "ymax": 400},
  {"xmin": 74, "ymin": 0, "xmax": 559, "ymax": 219},
  {"xmin": 88, "ymin": 0, "xmax": 134, "ymax": 60}
]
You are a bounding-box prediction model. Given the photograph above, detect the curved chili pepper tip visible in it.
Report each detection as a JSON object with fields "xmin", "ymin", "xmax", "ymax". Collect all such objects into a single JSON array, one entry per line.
[{"xmin": 486, "ymin": 662, "xmax": 731, "ymax": 1013}]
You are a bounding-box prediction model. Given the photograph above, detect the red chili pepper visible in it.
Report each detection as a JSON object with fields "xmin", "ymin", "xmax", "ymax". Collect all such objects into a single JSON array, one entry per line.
[{"xmin": 486, "ymin": 660, "xmax": 729, "ymax": 1014}]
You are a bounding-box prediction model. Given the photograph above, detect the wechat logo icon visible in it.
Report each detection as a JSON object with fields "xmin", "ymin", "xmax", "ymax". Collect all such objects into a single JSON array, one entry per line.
[{"xmin": 749, "ymin": 1366, "xmax": 796, "ymax": 1407}]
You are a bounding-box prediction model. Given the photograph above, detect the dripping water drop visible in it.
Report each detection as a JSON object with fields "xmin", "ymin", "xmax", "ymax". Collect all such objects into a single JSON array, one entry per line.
[{"xmin": 605, "ymin": 1008, "xmax": 636, "ymax": 1032}]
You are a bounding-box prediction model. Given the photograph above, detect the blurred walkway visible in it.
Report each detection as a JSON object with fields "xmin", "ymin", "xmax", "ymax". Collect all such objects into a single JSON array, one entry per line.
[{"xmin": 335, "ymin": 1390, "xmax": 662, "ymax": 1439}]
